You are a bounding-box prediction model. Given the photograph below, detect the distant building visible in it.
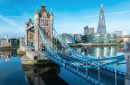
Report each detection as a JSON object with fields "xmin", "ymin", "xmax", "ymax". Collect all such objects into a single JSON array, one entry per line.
[
  {"xmin": 5, "ymin": 35, "xmax": 9, "ymax": 42},
  {"xmin": 61, "ymin": 33, "xmax": 75, "ymax": 44},
  {"xmin": 84, "ymin": 25, "xmax": 94, "ymax": 35},
  {"xmin": 82, "ymin": 35, "xmax": 88, "ymax": 42},
  {"xmin": 114, "ymin": 31, "xmax": 127, "ymax": 37},
  {"xmin": 0, "ymin": 35, "xmax": 19, "ymax": 47},
  {"xmin": 117, "ymin": 36, "xmax": 123, "ymax": 43},
  {"xmin": 123, "ymin": 35, "xmax": 130, "ymax": 42},
  {"xmin": 84, "ymin": 25, "xmax": 88, "ymax": 35},
  {"xmin": 74, "ymin": 34, "xmax": 82, "ymax": 42},
  {"xmin": 97, "ymin": 4, "xmax": 106, "ymax": 34},
  {"xmin": 0, "ymin": 39, "xmax": 11, "ymax": 47},
  {"xmin": 87, "ymin": 33, "xmax": 117, "ymax": 43},
  {"xmin": 10, "ymin": 38, "xmax": 19, "ymax": 46},
  {"xmin": 70, "ymin": 34, "xmax": 74, "ymax": 39}
]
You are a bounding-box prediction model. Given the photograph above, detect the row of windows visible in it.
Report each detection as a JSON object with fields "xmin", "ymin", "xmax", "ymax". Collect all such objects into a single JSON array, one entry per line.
[
  {"xmin": 40, "ymin": 20, "xmax": 49, "ymax": 23},
  {"xmin": 43, "ymin": 16, "xmax": 47, "ymax": 18}
]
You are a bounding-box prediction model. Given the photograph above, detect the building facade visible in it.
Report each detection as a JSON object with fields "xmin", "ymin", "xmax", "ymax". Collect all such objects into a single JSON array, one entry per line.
[
  {"xmin": 97, "ymin": 4, "xmax": 106, "ymax": 34},
  {"xmin": 114, "ymin": 31, "xmax": 127, "ymax": 37},
  {"xmin": 123, "ymin": 35, "xmax": 130, "ymax": 42},
  {"xmin": 0, "ymin": 39, "xmax": 11, "ymax": 47},
  {"xmin": 74, "ymin": 34, "xmax": 82, "ymax": 42},
  {"xmin": 61, "ymin": 33, "xmax": 75, "ymax": 44},
  {"xmin": 87, "ymin": 33, "xmax": 117, "ymax": 43},
  {"xmin": 84, "ymin": 25, "xmax": 94, "ymax": 35},
  {"xmin": 117, "ymin": 36, "xmax": 123, "ymax": 43},
  {"xmin": 82, "ymin": 35, "xmax": 88, "ymax": 42}
]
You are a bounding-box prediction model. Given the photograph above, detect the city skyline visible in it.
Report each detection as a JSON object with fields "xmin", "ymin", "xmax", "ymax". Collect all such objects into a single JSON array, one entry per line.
[{"xmin": 0, "ymin": 0, "xmax": 130, "ymax": 38}]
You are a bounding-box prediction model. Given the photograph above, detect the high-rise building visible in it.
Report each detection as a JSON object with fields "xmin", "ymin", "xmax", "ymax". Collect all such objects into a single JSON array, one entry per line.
[
  {"xmin": 84, "ymin": 25, "xmax": 88, "ymax": 35},
  {"xmin": 97, "ymin": 4, "xmax": 106, "ymax": 34},
  {"xmin": 114, "ymin": 31, "xmax": 127, "ymax": 37},
  {"xmin": 84, "ymin": 25, "xmax": 94, "ymax": 35}
]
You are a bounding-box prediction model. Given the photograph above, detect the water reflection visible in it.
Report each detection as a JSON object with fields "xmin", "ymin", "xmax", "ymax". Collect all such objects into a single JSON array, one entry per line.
[
  {"xmin": 0, "ymin": 47, "xmax": 129, "ymax": 85},
  {"xmin": 0, "ymin": 50, "xmax": 17, "ymax": 62},
  {"xmin": 72, "ymin": 46, "xmax": 123, "ymax": 59},
  {"xmin": 87, "ymin": 47, "xmax": 117, "ymax": 58},
  {"xmin": 22, "ymin": 64, "xmax": 57, "ymax": 85}
]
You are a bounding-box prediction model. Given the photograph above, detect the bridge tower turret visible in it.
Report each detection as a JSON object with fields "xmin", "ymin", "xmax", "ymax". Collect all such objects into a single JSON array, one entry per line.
[
  {"xmin": 50, "ymin": 8, "xmax": 53, "ymax": 26},
  {"xmin": 25, "ymin": 22, "xmax": 28, "ymax": 46},
  {"xmin": 34, "ymin": 7, "xmax": 40, "ymax": 51}
]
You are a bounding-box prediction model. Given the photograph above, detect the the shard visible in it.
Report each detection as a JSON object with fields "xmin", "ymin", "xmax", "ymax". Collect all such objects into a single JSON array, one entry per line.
[{"xmin": 97, "ymin": 4, "xmax": 106, "ymax": 34}]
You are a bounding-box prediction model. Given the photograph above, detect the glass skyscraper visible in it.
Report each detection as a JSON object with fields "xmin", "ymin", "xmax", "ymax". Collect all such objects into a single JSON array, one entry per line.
[{"xmin": 97, "ymin": 4, "xmax": 106, "ymax": 34}]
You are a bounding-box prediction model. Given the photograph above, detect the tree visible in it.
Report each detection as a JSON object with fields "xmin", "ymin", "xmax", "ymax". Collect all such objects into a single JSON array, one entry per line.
[
  {"xmin": 120, "ymin": 40, "xmax": 123, "ymax": 43},
  {"xmin": 53, "ymin": 37, "xmax": 60, "ymax": 45},
  {"xmin": 109, "ymin": 40, "xmax": 111, "ymax": 43},
  {"xmin": 82, "ymin": 40, "xmax": 86, "ymax": 43},
  {"xmin": 102, "ymin": 41, "xmax": 104, "ymax": 43},
  {"xmin": 16, "ymin": 40, "xmax": 18, "ymax": 46},
  {"xmin": 75, "ymin": 41, "xmax": 81, "ymax": 43}
]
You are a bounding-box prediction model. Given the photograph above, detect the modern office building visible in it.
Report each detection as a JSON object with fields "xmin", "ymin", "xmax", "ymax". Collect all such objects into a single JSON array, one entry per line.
[
  {"xmin": 84, "ymin": 25, "xmax": 88, "ymax": 35},
  {"xmin": 61, "ymin": 33, "xmax": 75, "ymax": 44},
  {"xmin": 114, "ymin": 31, "xmax": 127, "ymax": 37},
  {"xmin": 74, "ymin": 34, "xmax": 82, "ymax": 42},
  {"xmin": 70, "ymin": 34, "xmax": 74, "ymax": 39},
  {"xmin": 87, "ymin": 33, "xmax": 117, "ymax": 43},
  {"xmin": 84, "ymin": 25, "xmax": 94, "ymax": 35},
  {"xmin": 82, "ymin": 35, "xmax": 88, "ymax": 42},
  {"xmin": 123, "ymin": 35, "xmax": 130, "ymax": 42},
  {"xmin": 97, "ymin": 4, "xmax": 106, "ymax": 34}
]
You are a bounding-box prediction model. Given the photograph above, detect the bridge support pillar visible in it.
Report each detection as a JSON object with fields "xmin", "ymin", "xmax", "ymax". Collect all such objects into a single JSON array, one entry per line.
[{"xmin": 124, "ymin": 52, "xmax": 130, "ymax": 84}]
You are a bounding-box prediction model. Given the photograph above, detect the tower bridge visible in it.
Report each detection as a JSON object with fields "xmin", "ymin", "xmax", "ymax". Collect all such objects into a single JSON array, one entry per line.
[
  {"xmin": 25, "ymin": 4, "xmax": 53, "ymax": 52},
  {"xmin": 18, "ymin": 3, "xmax": 126, "ymax": 85}
]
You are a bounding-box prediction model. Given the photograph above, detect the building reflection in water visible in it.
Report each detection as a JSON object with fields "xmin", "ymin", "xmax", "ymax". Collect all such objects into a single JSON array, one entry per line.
[
  {"xmin": 60, "ymin": 46, "xmax": 119, "ymax": 59},
  {"xmin": 21, "ymin": 64, "xmax": 68, "ymax": 85},
  {"xmin": 0, "ymin": 50, "xmax": 17, "ymax": 62},
  {"xmin": 87, "ymin": 46, "xmax": 117, "ymax": 58}
]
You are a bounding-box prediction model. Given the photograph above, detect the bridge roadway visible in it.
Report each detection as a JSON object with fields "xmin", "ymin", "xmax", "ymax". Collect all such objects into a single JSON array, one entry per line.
[
  {"xmin": 57, "ymin": 53, "xmax": 125, "ymax": 85},
  {"xmin": 39, "ymin": 51, "xmax": 124, "ymax": 85}
]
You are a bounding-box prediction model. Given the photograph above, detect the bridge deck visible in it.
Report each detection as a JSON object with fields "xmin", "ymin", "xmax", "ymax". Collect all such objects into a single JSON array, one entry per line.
[
  {"xmin": 39, "ymin": 52, "xmax": 125, "ymax": 85},
  {"xmin": 57, "ymin": 53, "xmax": 124, "ymax": 85}
]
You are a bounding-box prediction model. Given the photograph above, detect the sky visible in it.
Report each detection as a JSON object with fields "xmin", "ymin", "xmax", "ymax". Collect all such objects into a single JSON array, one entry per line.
[{"xmin": 0, "ymin": 0, "xmax": 130, "ymax": 38}]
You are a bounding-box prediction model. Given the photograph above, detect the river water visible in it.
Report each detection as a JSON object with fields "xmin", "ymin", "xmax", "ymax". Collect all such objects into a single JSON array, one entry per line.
[{"xmin": 0, "ymin": 46, "xmax": 127, "ymax": 85}]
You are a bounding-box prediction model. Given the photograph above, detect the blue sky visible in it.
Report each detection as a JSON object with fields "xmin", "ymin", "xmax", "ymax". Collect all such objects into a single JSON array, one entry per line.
[{"xmin": 0, "ymin": 0, "xmax": 130, "ymax": 38}]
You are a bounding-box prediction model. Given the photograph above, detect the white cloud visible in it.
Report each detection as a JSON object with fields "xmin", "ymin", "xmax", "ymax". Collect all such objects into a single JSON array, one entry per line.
[
  {"xmin": 8, "ymin": 16, "xmax": 28, "ymax": 19},
  {"xmin": 80, "ymin": 15, "xmax": 99, "ymax": 18},
  {"xmin": 0, "ymin": 14, "xmax": 23, "ymax": 29},
  {"xmin": 81, "ymin": 11, "xmax": 130, "ymax": 18},
  {"xmin": 106, "ymin": 11, "xmax": 130, "ymax": 15}
]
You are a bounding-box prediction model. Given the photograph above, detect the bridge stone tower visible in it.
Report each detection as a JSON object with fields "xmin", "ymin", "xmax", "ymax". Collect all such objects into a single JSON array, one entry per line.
[
  {"xmin": 34, "ymin": 4, "xmax": 53, "ymax": 51},
  {"xmin": 25, "ymin": 3, "xmax": 53, "ymax": 52}
]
